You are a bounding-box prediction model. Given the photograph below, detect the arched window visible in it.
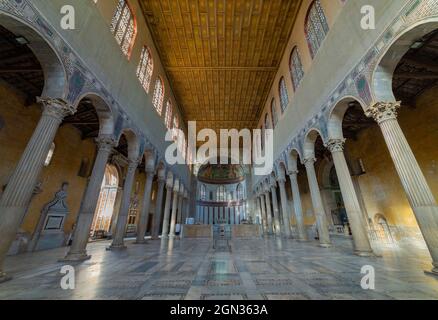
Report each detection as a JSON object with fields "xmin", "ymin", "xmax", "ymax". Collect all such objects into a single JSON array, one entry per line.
[
  {"xmin": 264, "ymin": 113, "xmax": 271, "ymax": 130},
  {"xmin": 200, "ymin": 184, "xmax": 207, "ymax": 201},
  {"xmin": 173, "ymin": 116, "xmax": 180, "ymax": 141},
  {"xmin": 217, "ymin": 186, "xmax": 226, "ymax": 201},
  {"xmin": 271, "ymin": 99, "xmax": 278, "ymax": 128},
  {"xmin": 110, "ymin": 0, "xmax": 137, "ymax": 58},
  {"xmin": 305, "ymin": 0, "xmax": 329, "ymax": 59},
  {"xmin": 290, "ymin": 47, "xmax": 304, "ymax": 91},
  {"xmin": 279, "ymin": 77, "xmax": 289, "ymax": 112},
  {"xmin": 152, "ymin": 77, "xmax": 164, "ymax": 114},
  {"xmin": 236, "ymin": 183, "xmax": 244, "ymax": 200},
  {"xmin": 165, "ymin": 100, "xmax": 173, "ymax": 129},
  {"xmin": 137, "ymin": 46, "xmax": 153, "ymax": 94},
  {"xmin": 260, "ymin": 125, "xmax": 265, "ymax": 152}
]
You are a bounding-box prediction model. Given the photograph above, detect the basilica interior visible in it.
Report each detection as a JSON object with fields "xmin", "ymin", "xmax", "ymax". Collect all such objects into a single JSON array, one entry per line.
[{"xmin": 0, "ymin": 0, "xmax": 438, "ymax": 300}]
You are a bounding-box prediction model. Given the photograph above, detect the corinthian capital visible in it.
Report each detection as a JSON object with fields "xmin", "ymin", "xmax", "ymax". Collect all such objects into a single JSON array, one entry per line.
[
  {"xmin": 276, "ymin": 176, "xmax": 286, "ymax": 184},
  {"xmin": 365, "ymin": 101, "xmax": 401, "ymax": 124},
  {"xmin": 95, "ymin": 135, "xmax": 117, "ymax": 152},
  {"xmin": 325, "ymin": 138, "xmax": 346, "ymax": 153},
  {"xmin": 38, "ymin": 97, "xmax": 76, "ymax": 120},
  {"xmin": 128, "ymin": 158, "xmax": 140, "ymax": 171},
  {"xmin": 303, "ymin": 157, "xmax": 316, "ymax": 166}
]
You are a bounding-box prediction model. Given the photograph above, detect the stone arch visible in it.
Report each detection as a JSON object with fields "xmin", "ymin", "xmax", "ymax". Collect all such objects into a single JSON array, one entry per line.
[
  {"xmin": 143, "ymin": 149, "xmax": 156, "ymax": 172},
  {"xmin": 72, "ymin": 92, "xmax": 115, "ymax": 137},
  {"xmin": 287, "ymin": 148, "xmax": 302, "ymax": 172},
  {"xmin": 303, "ymin": 128, "xmax": 325, "ymax": 161},
  {"xmin": 156, "ymin": 160, "xmax": 167, "ymax": 180},
  {"xmin": 371, "ymin": 18, "xmax": 438, "ymax": 102},
  {"xmin": 276, "ymin": 161, "xmax": 288, "ymax": 179},
  {"xmin": 318, "ymin": 157, "xmax": 336, "ymax": 189},
  {"xmin": 327, "ymin": 96, "xmax": 367, "ymax": 140},
  {"xmin": 117, "ymin": 128, "xmax": 141, "ymax": 161},
  {"xmin": 0, "ymin": 13, "xmax": 67, "ymax": 99}
]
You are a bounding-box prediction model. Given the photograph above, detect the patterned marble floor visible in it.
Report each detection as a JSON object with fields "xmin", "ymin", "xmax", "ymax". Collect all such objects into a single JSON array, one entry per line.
[{"xmin": 1, "ymin": 235, "xmax": 438, "ymax": 300}]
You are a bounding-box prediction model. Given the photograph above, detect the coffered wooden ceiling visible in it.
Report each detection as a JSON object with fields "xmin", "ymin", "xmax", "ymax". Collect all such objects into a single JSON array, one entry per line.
[{"xmin": 139, "ymin": 0, "xmax": 303, "ymax": 133}]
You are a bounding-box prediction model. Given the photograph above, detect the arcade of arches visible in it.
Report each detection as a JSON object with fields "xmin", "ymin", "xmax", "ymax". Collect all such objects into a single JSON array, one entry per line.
[{"xmin": 0, "ymin": 0, "xmax": 438, "ymax": 300}]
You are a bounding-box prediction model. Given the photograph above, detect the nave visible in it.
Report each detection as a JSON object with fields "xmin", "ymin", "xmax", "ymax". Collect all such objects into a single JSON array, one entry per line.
[{"xmin": 1, "ymin": 236, "xmax": 437, "ymax": 300}]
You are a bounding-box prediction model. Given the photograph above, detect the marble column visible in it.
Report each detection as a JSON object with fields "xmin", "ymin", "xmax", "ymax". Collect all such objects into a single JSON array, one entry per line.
[
  {"xmin": 259, "ymin": 195, "xmax": 268, "ymax": 234},
  {"xmin": 304, "ymin": 158, "xmax": 331, "ymax": 247},
  {"xmin": 135, "ymin": 169, "xmax": 155, "ymax": 244},
  {"xmin": 151, "ymin": 176, "xmax": 166, "ymax": 239},
  {"xmin": 258, "ymin": 196, "xmax": 264, "ymax": 228},
  {"xmin": 367, "ymin": 102, "xmax": 438, "ymax": 273},
  {"xmin": 109, "ymin": 186, "xmax": 123, "ymax": 236},
  {"xmin": 169, "ymin": 181, "xmax": 181, "ymax": 239},
  {"xmin": 255, "ymin": 196, "xmax": 262, "ymax": 226},
  {"xmin": 288, "ymin": 171, "xmax": 308, "ymax": 241},
  {"xmin": 0, "ymin": 98, "xmax": 75, "ymax": 281},
  {"xmin": 264, "ymin": 192, "xmax": 273, "ymax": 235},
  {"xmin": 161, "ymin": 178, "xmax": 174, "ymax": 240},
  {"xmin": 270, "ymin": 184, "xmax": 282, "ymax": 236},
  {"xmin": 62, "ymin": 135, "xmax": 116, "ymax": 262},
  {"xmin": 177, "ymin": 191, "xmax": 184, "ymax": 225},
  {"xmin": 184, "ymin": 191, "xmax": 190, "ymax": 222},
  {"xmin": 277, "ymin": 178, "xmax": 292, "ymax": 238},
  {"xmin": 109, "ymin": 158, "xmax": 139, "ymax": 249},
  {"xmin": 326, "ymin": 139, "xmax": 373, "ymax": 256}
]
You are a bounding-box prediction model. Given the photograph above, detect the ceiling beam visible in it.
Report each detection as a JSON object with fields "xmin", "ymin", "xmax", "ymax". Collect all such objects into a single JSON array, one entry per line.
[
  {"xmin": 0, "ymin": 67, "xmax": 42, "ymax": 73},
  {"xmin": 394, "ymin": 72, "xmax": 438, "ymax": 80},
  {"xmin": 166, "ymin": 66, "xmax": 278, "ymax": 72}
]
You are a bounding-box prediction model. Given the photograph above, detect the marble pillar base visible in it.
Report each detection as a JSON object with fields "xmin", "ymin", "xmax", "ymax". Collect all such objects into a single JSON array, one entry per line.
[
  {"xmin": 133, "ymin": 240, "xmax": 148, "ymax": 245},
  {"xmin": 106, "ymin": 244, "xmax": 127, "ymax": 251},
  {"xmin": 60, "ymin": 252, "xmax": 91, "ymax": 262},
  {"xmin": 0, "ymin": 272, "xmax": 12, "ymax": 283},
  {"xmin": 424, "ymin": 269, "xmax": 438, "ymax": 277},
  {"xmin": 354, "ymin": 249, "xmax": 376, "ymax": 257},
  {"xmin": 319, "ymin": 243, "xmax": 332, "ymax": 248},
  {"xmin": 426, "ymin": 263, "xmax": 438, "ymax": 276}
]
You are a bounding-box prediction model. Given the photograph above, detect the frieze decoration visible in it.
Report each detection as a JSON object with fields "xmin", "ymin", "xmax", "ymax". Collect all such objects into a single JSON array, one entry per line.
[
  {"xmin": 0, "ymin": 0, "xmax": 169, "ymax": 181},
  {"xmin": 257, "ymin": 0, "xmax": 438, "ymax": 187}
]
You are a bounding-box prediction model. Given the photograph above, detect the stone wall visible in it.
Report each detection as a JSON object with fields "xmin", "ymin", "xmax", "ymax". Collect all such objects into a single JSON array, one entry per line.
[
  {"xmin": 0, "ymin": 82, "xmax": 95, "ymax": 253},
  {"xmin": 345, "ymin": 87, "xmax": 438, "ymax": 233}
]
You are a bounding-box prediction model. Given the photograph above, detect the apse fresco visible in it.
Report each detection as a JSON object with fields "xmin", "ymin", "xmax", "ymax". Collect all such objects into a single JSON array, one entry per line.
[
  {"xmin": 198, "ymin": 163, "xmax": 245, "ymax": 184},
  {"xmin": 1, "ymin": 0, "xmax": 438, "ymax": 308}
]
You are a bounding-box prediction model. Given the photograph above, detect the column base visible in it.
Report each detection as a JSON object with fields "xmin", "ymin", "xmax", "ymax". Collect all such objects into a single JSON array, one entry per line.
[
  {"xmin": 319, "ymin": 243, "xmax": 332, "ymax": 248},
  {"xmin": 161, "ymin": 235, "xmax": 169, "ymax": 240},
  {"xmin": 106, "ymin": 244, "xmax": 127, "ymax": 251},
  {"xmin": 60, "ymin": 252, "xmax": 91, "ymax": 263},
  {"xmin": 0, "ymin": 272, "xmax": 12, "ymax": 284},
  {"xmin": 354, "ymin": 250, "xmax": 376, "ymax": 257},
  {"xmin": 424, "ymin": 265, "xmax": 438, "ymax": 277}
]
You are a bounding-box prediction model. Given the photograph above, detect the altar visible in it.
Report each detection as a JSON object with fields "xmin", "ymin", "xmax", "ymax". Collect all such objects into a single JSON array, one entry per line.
[{"xmin": 181, "ymin": 224, "xmax": 261, "ymax": 239}]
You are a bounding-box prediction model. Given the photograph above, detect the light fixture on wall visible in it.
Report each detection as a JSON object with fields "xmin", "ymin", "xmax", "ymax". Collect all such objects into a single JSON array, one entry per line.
[
  {"xmin": 357, "ymin": 158, "xmax": 366, "ymax": 176},
  {"xmin": 15, "ymin": 36, "xmax": 29, "ymax": 45},
  {"xmin": 410, "ymin": 40, "xmax": 424, "ymax": 49}
]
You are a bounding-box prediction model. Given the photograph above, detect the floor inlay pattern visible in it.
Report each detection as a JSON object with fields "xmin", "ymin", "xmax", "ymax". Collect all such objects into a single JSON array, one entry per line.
[{"xmin": 1, "ymin": 236, "xmax": 438, "ymax": 300}]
